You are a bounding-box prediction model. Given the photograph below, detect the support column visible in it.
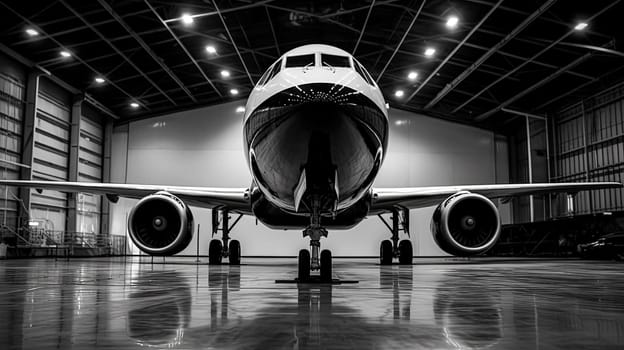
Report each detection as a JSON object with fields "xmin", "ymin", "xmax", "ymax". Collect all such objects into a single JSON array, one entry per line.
[
  {"xmin": 66, "ymin": 95, "xmax": 83, "ymax": 234},
  {"xmin": 525, "ymin": 115, "xmax": 534, "ymax": 222},
  {"xmin": 17, "ymin": 72, "xmax": 39, "ymax": 225},
  {"xmin": 100, "ymin": 120, "xmax": 113, "ymax": 235}
]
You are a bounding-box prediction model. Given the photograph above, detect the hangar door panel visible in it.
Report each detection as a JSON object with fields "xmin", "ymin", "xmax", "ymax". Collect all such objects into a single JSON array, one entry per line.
[
  {"xmin": 77, "ymin": 115, "xmax": 103, "ymax": 235},
  {"xmin": 31, "ymin": 89, "xmax": 70, "ymax": 232},
  {"xmin": 0, "ymin": 72, "xmax": 25, "ymax": 231}
]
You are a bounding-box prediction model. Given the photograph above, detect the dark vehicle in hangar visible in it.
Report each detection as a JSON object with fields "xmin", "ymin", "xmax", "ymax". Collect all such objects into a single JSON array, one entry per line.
[{"xmin": 577, "ymin": 232, "xmax": 624, "ymax": 260}]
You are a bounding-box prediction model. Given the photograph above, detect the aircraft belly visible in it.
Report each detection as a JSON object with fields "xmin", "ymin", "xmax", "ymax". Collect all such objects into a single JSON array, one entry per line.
[{"xmin": 247, "ymin": 99, "xmax": 386, "ymax": 213}]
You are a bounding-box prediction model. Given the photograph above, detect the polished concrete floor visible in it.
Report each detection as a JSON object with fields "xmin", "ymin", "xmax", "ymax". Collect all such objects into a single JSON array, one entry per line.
[{"xmin": 0, "ymin": 257, "xmax": 623, "ymax": 349}]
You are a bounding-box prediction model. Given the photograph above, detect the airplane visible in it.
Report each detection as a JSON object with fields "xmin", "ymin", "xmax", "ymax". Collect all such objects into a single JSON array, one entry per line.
[{"xmin": 1, "ymin": 44, "xmax": 621, "ymax": 282}]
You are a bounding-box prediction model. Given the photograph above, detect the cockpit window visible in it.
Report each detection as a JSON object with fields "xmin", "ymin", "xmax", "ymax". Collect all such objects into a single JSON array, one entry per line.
[
  {"xmin": 321, "ymin": 54, "xmax": 351, "ymax": 68},
  {"xmin": 353, "ymin": 59, "xmax": 375, "ymax": 86},
  {"xmin": 257, "ymin": 59, "xmax": 282, "ymax": 86},
  {"xmin": 285, "ymin": 54, "xmax": 315, "ymax": 68}
]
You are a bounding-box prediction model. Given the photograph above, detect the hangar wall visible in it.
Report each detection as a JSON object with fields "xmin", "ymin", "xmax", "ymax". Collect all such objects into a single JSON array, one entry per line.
[
  {"xmin": 110, "ymin": 101, "xmax": 510, "ymax": 257},
  {"xmin": 0, "ymin": 51, "xmax": 115, "ymax": 251},
  {"xmin": 508, "ymin": 81, "xmax": 624, "ymax": 223}
]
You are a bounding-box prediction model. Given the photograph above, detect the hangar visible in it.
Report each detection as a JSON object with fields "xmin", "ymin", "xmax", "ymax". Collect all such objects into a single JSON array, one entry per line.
[{"xmin": 1, "ymin": 0, "xmax": 624, "ymax": 348}]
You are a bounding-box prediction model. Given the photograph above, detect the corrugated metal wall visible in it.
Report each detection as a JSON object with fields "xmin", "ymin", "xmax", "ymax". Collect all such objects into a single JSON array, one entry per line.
[
  {"xmin": 77, "ymin": 107, "xmax": 103, "ymax": 235},
  {"xmin": 551, "ymin": 82, "xmax": 624, "ymax": 216},
  {"xmin": 0, "ymin": 70, "xmax": 24, "ymax": 230},
  {"xmin": 30, "ymin": 79, "xmax": 71, "ymax": 232}
]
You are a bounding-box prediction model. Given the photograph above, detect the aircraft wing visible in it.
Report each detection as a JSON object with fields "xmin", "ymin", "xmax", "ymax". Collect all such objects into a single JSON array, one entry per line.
[
  {"xmin": 0, "ymin": 180, "xmax": 252, "ymax": 214},
  {"xmin": 370, "ymin": 182, "xmax": 622, "ymax": 212}
]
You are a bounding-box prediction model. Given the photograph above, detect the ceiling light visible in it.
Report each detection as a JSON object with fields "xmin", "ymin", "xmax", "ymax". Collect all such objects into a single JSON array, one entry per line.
[
  {"xmin": 394, "ymin": 90, "xmax": 404, "ymax": 98},
  {"xmin": 407, "ymin": 71, "xmax": 418, "ymax": 81},
  {"xmin": 25, "ymin": 28, "xmax": 39, "ymax": 36},
  {"xmin": 446, "ymin": 15, "xmax": 459, "ymax": 29},
  {"xmin": 424, "ymin": 48, "xmax": 436, "ymax": 57},
  {"xmin": 130, "ymin": 102, "xmax": 140, "ymax": 108},
  {"xmin": 230, "ymin": 89, "xmax": 239, "ymax": 95},
  {"xmin": 574, "ymin": 22, "xmax": 588, "ymax": 31},
  {"xmin": 221, "ymin": 70, "xmax": 230, "ymax": 78},
  {"xmin": 206, "ymin": 45, "xmax": 217, "ymax": 54},
  {"xmin": 236, "ymin": 106, "xmax": 246, "ymax": 113},
  {"xmin": 60, "ymin": 51, "xmax": 71, "ymax": 58},
  {"xmin": 181, "ymin": 13, "xmax": 194, "ymax": 25},
  {"xmin": 94, "ymin": 77, "xmax": 105, "ymax": 84}
]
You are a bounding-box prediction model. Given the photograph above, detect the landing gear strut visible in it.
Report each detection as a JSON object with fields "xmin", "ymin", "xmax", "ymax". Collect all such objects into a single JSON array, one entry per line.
[
  {"xmin": 298, "ymin": 198, "xmax": 333, "ymax": 282},
  {"xmin": 209, "ymin": 208, "xmax": 243, "ymax": 265},
  {"xmin": 378, "ymin": 208, "xmax": 413, "ymax": 265}
]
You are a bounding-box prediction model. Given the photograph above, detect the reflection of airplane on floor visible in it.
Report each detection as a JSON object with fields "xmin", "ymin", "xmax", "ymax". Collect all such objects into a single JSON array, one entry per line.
[
  {"xmin": 1, "ymin": 44, "xmax": 621, "ymax": 281},
  {"xmin": 125, "ymin": 265, "xmax": 505, "ymax": 349}
]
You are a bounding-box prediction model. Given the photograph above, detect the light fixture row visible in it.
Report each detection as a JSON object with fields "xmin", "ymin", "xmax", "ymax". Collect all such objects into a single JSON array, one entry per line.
[{"xmin": 393, "ymin": 16, "xmax": 590, "ymax": 99}]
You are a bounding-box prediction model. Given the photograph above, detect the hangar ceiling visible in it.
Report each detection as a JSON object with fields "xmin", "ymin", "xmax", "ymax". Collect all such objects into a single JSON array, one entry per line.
[{"xmin": 1, "ymin": 0, "xmax": 623, "ymax": 130}]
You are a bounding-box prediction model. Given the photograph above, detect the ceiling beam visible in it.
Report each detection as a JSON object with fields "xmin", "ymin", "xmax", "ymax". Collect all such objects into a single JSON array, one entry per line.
[
  {"xmin": 143, "ymin": 0, "xmax": 222, "ymax": 97},
  {"xmin": 451, "ymin": 0, "xmax": 620, "ymax": 115},
  {"xmin": 96, "ymin": 0, "xmax": 197, "ymax": 103},
  {"xmin": 212, "ymin": 0, "xmax": 255, "ymax": 86},
  {"xmin": 474, "ymin": 52, "xmax": 593, "ymax": 121},
  {"xmin": 265, "ymin": 7, "xmax": 280, "ymax": 57},
  {"xmin": 61, "ymin": 0, "xmax": 179, "ymax": 106},
  {"xmin": 0, "ymin": 2, "xmax": 149, "ymax": 110},
  {"xmin": 353, "ymin": 0, "xmax": 376, "ymax": 55},
  {"xmin": 423, "ymin": 0, "xmax": 557, "ymax": 109},
  {"xmin": 375, "ymin": 0, "xmax": 426, "ymax": 82},
  {"xmin": 163, "ymin": 0, "xmax": 274, "ymax": 23},
  {"xmin": 405, "ymin": 0, "xmax": 504, "ymax": 103}
]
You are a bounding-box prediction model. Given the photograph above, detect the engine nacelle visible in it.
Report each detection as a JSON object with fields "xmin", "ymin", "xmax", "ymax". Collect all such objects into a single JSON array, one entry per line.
[
  {"xmin": 128, "ymin": 191, "xmax": 194, "ymax": 256},
  {"xmin": 431, "ymin": 192, "xmax": 501, "ymax": 256}
]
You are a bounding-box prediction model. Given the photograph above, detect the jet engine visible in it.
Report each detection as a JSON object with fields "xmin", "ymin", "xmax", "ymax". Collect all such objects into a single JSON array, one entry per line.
[
  {"xmin": 128, "ymin": 191, "xmax": 194, "ymax": 256},
  {"xmin": 431, "ymin": 192, "xmax": 501, "ymax": 256}
]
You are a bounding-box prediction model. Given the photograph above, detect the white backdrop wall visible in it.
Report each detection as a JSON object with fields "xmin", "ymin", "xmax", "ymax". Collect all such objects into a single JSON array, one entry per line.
[{"xmin": 110, "ymin": 100, "xmax": 509, "ymax": 256}]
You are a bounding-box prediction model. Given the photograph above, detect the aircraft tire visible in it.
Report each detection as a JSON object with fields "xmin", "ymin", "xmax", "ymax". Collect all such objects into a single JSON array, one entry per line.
[
  {"xmin": 298, "ymin": 249, "xmax": 311, "ymax": 282},
  {"xmin": 380, "ymin": 239, "xmax": 393, "ymax": 265},
  {"xmin": 398, "ymin": 239, "xmax": 413, "ymax": 265},
  {"xmin": 320, "ymin": 249, "xmax": 332, "ymax": 282},
  {"xmin": 209, "ymin": 239, "xmax": 223, "ymax": 264},
  {"xmin": 229, "ymin": 240, "xmax": 241, "ymax": 265}
]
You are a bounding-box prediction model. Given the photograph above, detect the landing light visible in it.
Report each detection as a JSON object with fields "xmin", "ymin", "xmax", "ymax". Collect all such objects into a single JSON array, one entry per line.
[
  {"xmin": 424, "ymin": 48, "xmax": 436, "ymax": 57},
  {"xmin": 181, "ymin": 13, "xmax": 194, "ymax": 25},
  {"xmin": 574, "ymin": 22, "xmax": 588, "ymax": 31},
  {"xmin": 25, "ymin": 28, "xmax": 39, "ymax": 36},
  {"xmin": 446, "ymin": 16, "xmax": 459, "ymax": 29}
]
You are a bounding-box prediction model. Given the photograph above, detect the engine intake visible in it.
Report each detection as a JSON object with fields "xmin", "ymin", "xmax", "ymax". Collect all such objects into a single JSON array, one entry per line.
[
  {"xmin": 128, "ymin": 191, "xmax": 194, "ymax": 256},
  {"xmin": 431, "ymin": 192, "xmax": 501, "ymax": 256}
]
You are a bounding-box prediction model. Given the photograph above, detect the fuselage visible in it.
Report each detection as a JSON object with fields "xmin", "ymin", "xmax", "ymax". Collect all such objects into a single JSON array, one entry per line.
[{"xmin": 244, "ymin": 44, "xmax": 388, "ymax": 229}]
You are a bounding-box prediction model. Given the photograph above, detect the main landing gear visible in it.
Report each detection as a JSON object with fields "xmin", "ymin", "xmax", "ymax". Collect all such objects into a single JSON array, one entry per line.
[
  {"xmin": 297, "ymin": 199, "xmax": 333, "ymax": 283},
  {"xmin": 378, "ymin": 208, "xmax": 413, "ymax": 265},
  {"xmin": 209, "ymin": 208, "xmax": 243, "ymax": 265}
]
